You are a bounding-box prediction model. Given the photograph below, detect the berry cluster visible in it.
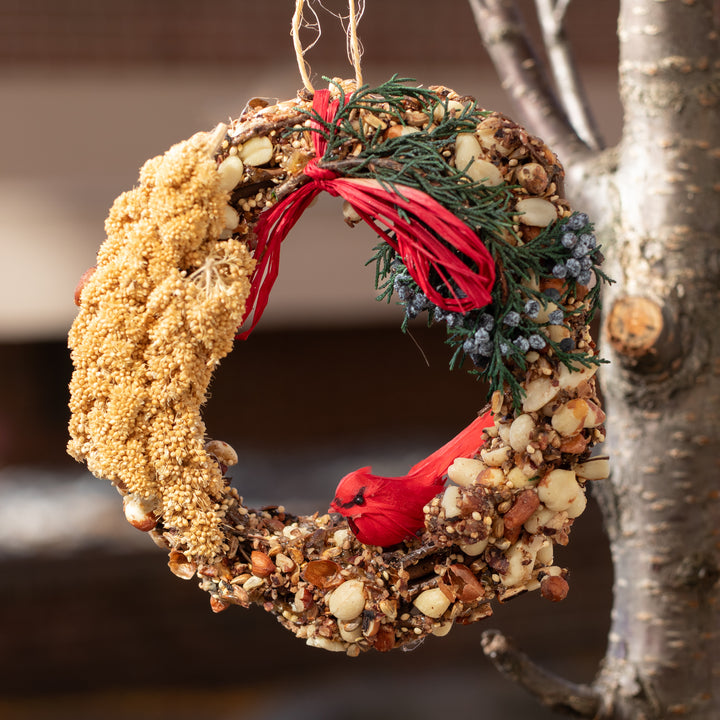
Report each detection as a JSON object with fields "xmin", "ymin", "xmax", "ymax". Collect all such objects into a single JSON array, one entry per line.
[
  {"xmin": 374, "ymin": 211, "xmax": 608, "ymax": 407},
  {"xmin": 551, "ymin": 213, "xmax": 597, "ymax": 286}
]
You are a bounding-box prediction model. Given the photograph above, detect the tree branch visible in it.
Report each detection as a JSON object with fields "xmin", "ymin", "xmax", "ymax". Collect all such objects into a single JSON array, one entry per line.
[
  {"xmin": 534, "ymin": 0, "xmax": 605, "ymax": 150},
  {"xmin": 467, "ymin": 0, "xmax": 588, "ymax": 161},
  {"xmin": 481, "ymin": 629, "xmax": 603, "ymax": 718}
]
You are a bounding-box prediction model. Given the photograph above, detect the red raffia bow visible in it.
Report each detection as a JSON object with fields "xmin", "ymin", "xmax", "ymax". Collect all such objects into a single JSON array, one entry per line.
[{"xmin": 237, "ymin": 89, "xmax": 496, "ymax": 339}]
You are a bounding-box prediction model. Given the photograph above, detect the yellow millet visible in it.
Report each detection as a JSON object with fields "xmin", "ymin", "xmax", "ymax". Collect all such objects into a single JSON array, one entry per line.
[{"xmin": 68, "ymin": 130, "xmax": 255, "ymax": 561}]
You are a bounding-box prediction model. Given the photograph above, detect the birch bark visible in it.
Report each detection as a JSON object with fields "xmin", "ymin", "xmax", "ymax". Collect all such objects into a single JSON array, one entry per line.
[
  {"xmin": 471, "ymin": 0, "xmax": 720, "ymax": 716},
  {"xmin": 595, "ymin": 1, "xmax": 720, "ymax": 716}
]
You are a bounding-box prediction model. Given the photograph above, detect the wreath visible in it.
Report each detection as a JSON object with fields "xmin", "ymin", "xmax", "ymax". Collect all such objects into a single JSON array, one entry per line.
[{"xmin": 68, "ymin": 77, "xmax": 610, "ymax": 655}]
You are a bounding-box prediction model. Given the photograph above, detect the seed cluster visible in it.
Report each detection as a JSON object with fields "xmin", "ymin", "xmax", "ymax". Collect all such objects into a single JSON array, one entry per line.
[
  {"xmin": 68, "ymin": 129, "xmax": 255, "ymax": 560},
  {"xmin": 68, "ymin": 79, "xmax": 608, "ymax": 654}
]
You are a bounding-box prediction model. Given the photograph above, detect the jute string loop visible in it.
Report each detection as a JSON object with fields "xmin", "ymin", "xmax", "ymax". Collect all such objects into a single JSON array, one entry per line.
[{"xmin": 292, "ymin": 0, "xmax": 365, "ymax": 94}]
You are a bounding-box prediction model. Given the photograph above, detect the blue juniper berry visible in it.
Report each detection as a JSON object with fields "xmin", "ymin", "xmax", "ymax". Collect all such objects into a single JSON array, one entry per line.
[
  {"xmin": 524, "ymin": 299, "xmax": 540, "ymax": 318},
  {"xmin": 577, "ymin": 269, "xmax": 593, "ymax": 286},
  {"xmin": 478, "ymin": 313, "xmax": 494, "ymax": 331},
  {"xmin": 561, "ymin": 231, "xmax": 577, "ymax": 249},
  {"xmin": 548, "ymin": 308, "xmax": 565, "ymax": 325},
  {"xmin": 565, "ymin": 258, "xmax": 582, "ymax": 277},
  {"xmin": 566, "ymin": 212, "xmax": 588, "ymax": 230},
  {"xmin": 503, "ymin": 310, "xmax": 520, "ymax": 327}
]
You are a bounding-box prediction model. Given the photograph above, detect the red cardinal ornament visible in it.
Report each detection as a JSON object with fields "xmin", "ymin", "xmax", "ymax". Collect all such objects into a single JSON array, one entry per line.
[{"xmin": 330, "ymin": 411, "xmax": 494, "ymax": 547}]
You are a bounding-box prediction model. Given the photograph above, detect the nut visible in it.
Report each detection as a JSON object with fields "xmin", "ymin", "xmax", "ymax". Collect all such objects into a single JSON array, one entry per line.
[
  {"xmin": 362, "ymin": 611, "xmax": 382, "ymax": 638},
  {"xmin": 242, "ymin": 575, "xmax": 264, "ymax": 592},
  {"xmin": 378, "ymin": 598, "xmax": 398, "ymax": 621},
  {"xmin": 122, "ymin": 493, "xmax": 158, "ymax": 532},
  {"xmin": 547, "ymin": 323, "xmax": 571, "ymax": 344},
  {"xmin": 342, "ymin": 200, "xmax": 362, "ymax": 226},
  {"xmin": 460, "ymin": 538, "xmax": 489, "ymax": 556},
  {"xmin": 302, "ymin": 559, "xmax": 340, "ymax": 589},
  {"xmin": 480, "ymin": 445, "xmax": 511, "ymax": 467},
  {"xmin": 522, "ymin": 376, "xmax": 560, "ymax": 413},
  {"xmin": 467, "ymin": 158, "xmax": 504, "ymax": 186},
  {"xmin": 454, "ymin": 133, "xmax": 504, "ymax": 185},
  {"xmin": 537, "ymin": 469, "xmax": 582, "ymax": 512},
  {"xmin": 403, "ymin": 110, "xmax": 429, "ymax": 127},
  {"xmin": 332, "ymin": 528, "xmax": 351, "ymax": 547},
  {"xmin": 574, "ymin": 456, "xmax": 610, "ymax": 481},
  {"xmin": 507, "ymin": 467, "xmax": 533, "ymax": 489},
  {"xmin": 447, "ymin": 564, "xmax": 485, "ymax": 602},
  {"xmin": 328, "ymin": 579, "xmax": 365, "ymax": 622},
  {"xmin": 566, "ymin": 489, "xmax": 587, "ymax": 519},
  {"xmin": 431, "ymin": 621, "xmax": 454, "ymax": 637},
  {"xmin": 413, "ymin": 587, "xmax": 452, "ymax": 618},
  {"xmin": 433, "ymin": 99, "xmax": 465, "ymax": 121},
  {"xmin": 552, "ymin": 399, "xmax": 589, "ymax": 437},
  {"xmin": 168, "ymin": 551, "xmax": 196, "ymax": 580},
  {"xmin": 476, "ymin": 116, "xmax": 516, "ymax": 156},
  {"xmin": 582, "ymin": 400, "xmax": 606, "ymax": 428},
  {"xmin": 339, "ymin": 623, "xmax": 363, "ymax": 643},
  {"xmin": 524, "ymin": 506, "xmax": 568, "ymax": 534},
  {"xmin": 306, "ymin": 636, "xmax": 347, "ymax": 652},
  {"xmin": 385, "ymin": 124, "xmax": 419, "ymax": 139},
  {"xmin": 148, "ymin": 529, "xmax": 170, "ymax": 550},
  {"xmin": 502, "ymin": 489, "xmax": 540, "ymax": 537},
  {"xmin": 540, "ymin": 574, "xmax": 569, "ymax": 602},
  {"xmin": 205, "ymin": 440, "xmax": 238, "ymax": 467},
  {"xmin": 441, "ymin": 485, "xmax": 463, "ymax": 519},
  {"xmin": 217, "ymin": 155, "xmax": 244, "ymax": 192},
  {"xmin": 516, "ymin": 162, "xmax": 549, "ymax": 195},
  {"xmin": 454, "ymin": 132, "xmax": 482, "ymax": 171},
  {"xmin": 508, "ymin": 414, "xmax": 535, "ymax": 453},
  {"xmin": 552, "ymin": 399, "xmax": 606, "ymax": 437},
  {"xmin": 447, "ymin": 457, "xmax": 486, "ymax": 487},
  {"xmin": 497, "ymin": 421, "xmax": 511, "ymax": 445},
  {"xmin": 361, "ymin": 111, "xmax": 387, "ymax": 131},
  {"xmin": 293, "ymin": 587, "xmax": 314, "ymax": 613},
  {"xmin": 515, "ymin": 197, "xmax": 557, "ymax": 227},
  {"xmin": 536, "ymin": 540, "xmax": 554, "ymax": 566},
  {"xmin": 223, "ymin": 204, "xmax": 240, "ymax": 230},
  {"xmin": 274, "ymin": 553, "xmax": 295, "ymax": 573},
  {"xmin": 251, "ymin": 550, "xmax": 276, "ymax": 577},
  {"xmin": 559, "ymin": 433, "xmax": 590, "ymax": 454},
  {"xmin": 209, "ymin": 596, "xmax": 230, "ymax": 613},
  {"xmin": 238, "ymin": 135, "xmax": 273, "ymax": 166},
  {"xmin": 476, "ymin": 467, "xmax": 506, "ymax": 487},
  {"xmin": 73, "ymin": 266, "xmax": 96, "ymax": 306},
  {"xmin": 558, "ymin": 357, "xmax": 598, "ymax": 390},
  {"xmin": 503, "ymin": 535, "xmax": 545, "ymax": 587}
]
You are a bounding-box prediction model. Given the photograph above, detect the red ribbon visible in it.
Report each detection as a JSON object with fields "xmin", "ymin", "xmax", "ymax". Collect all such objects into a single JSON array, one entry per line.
[{"xmin": 237, "ymin": 89, "xmax": 495, "ymax": 339}]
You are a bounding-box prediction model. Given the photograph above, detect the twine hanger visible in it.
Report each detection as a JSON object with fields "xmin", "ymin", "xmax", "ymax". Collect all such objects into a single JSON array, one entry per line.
[{"xmin": 292, "ymin": 0, "xmax": 365, "ymax": 94}]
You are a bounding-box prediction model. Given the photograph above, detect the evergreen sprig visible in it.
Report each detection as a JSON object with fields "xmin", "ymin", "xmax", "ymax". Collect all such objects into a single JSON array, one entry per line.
[
  {"xmin": 293, "ymin": 77, "xmax": 612, "ymax": 409},
  {"xmin": 386, "ymin": 212, "xmax": 611, "ymax": 409}
]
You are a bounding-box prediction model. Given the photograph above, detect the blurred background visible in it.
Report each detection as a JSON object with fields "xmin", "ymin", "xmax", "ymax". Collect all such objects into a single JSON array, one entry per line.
[{"xmin": 0, "ymin": 1, "xmax": 620, "ymax": 718}]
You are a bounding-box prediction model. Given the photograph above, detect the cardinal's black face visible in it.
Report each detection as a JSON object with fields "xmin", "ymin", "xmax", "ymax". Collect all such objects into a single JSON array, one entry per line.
[{"xmin": 332, "ymin": 485, "xmax": 367, "ymax": 510}]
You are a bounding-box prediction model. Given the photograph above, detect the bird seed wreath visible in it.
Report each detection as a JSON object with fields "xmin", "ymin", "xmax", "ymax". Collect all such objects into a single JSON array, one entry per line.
[{"xmin": 68, "ymin": 77, "xmax": 611, "ymax": 656}]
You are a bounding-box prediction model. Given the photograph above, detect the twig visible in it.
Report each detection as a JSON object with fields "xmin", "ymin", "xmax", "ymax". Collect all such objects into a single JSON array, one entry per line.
[
  {"xmin": 481, "ymin": 629, "xmax": 602, "ymax": 718},
  {"xmin": 534, "ymin": 0, "xmax": 604, "ymax": 150},
  {"xmin": 467, "ymin": 0, "xmax": 587, "ymax": 162},
  {"xmin": 230, "ymin": 113, "xmax": 308, "ymax": 145}
]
